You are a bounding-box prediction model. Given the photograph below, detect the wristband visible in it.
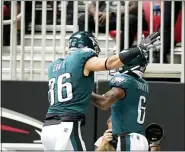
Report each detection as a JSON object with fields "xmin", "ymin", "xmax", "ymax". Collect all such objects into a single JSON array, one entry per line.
[
  {"xmin": 119, "ymin": 47, "xmax": 141, "ymax": 64},
  {"xmin": 105, "ymin": 58, "xmax": 109, "ymax": 70}
]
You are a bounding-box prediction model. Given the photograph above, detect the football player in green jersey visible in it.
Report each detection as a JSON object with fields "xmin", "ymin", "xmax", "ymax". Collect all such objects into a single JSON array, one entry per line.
[
  {"xmin": 41, "ymin": 31, "xmax": 159, "ymax": 151},
  {"xmin": 92, "ymin": 45, "xmax": 151, "ymax": 151}
]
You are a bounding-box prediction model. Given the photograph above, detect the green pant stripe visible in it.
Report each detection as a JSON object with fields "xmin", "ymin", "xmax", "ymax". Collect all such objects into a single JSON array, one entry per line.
[{"xmin": 70, "ymin": 122, "xmax": 83, "ymax": 151}]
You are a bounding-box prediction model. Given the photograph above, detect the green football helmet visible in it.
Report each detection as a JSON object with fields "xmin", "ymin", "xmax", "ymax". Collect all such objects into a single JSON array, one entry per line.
[
  {"xmin": 68, "ymin": 31, "xmax": 101, "ymax": 55},
  {"xmin": 119, "ymin": 50, "xmax": 149, "ymax": 77},
  {"xmin": 110, "ymin": 49, "xmax": 149, "ymax": 77}
]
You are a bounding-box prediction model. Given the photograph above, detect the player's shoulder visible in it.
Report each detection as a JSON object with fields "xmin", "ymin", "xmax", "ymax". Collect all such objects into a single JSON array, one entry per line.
[
  {"xmin": 111, "ymin": 73, "xmax": 128, "ymax": 82},
  {"xmin": 48, "ymin": 58, "xmax": 64, "ymax": 67},
  {"xmin": 70, "ymin": 48, "xmax": 98, "ymax": 64},
  {"xmin": 139, "ymin": 77, "xmax": 149, "ymax": 86},
  {"xmin": 73, "ymin": 48, "xmax": 97, "ymax": 55},
  {"xmin": 110, "ymin": 73, "xmax": 130, "ymax": 86},
  {"xmin": 48, "ymin": 58, "xmax": 64, "ymax": 73}
]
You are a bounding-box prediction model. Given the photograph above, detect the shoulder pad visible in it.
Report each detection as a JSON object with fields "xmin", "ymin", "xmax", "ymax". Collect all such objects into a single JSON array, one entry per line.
[
  {"xmin": 109, "ymin": 74, "xmax": 131, "ymax": 89},
  {"xmin": 110, "ymin": 75, "xmax": 127, "ymax": 84},
  {"xmin": 80, "ymin": 48, "xmax": 97, "ymax": 54}
]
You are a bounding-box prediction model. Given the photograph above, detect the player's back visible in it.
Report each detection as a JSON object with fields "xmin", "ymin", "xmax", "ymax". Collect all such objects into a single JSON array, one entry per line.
[
  {"xmin": 47, "ymin": 48, "xmax": 97, "ymax": 119},
  {"xmin": 110, "ymin": 73, "xmax": 149, "ymax": 135}
]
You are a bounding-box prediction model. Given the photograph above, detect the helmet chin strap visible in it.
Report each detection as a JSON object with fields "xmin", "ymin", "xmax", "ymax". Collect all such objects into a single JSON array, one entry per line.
[
  {"xmin": 123, "ymin": 65, "xmax": 144, "ymax": 78},
  {"xmin": 132, "ymin": 70, "xmax": 144, "ymax": 78}
]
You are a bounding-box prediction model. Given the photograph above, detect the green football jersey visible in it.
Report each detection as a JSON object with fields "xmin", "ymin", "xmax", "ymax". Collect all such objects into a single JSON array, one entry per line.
[
  {"xmin": 110, "ymin": 73, "xmax": 149, "ymax": 135},
  {"xmin": 47, "ymin": 48, "xmax": 97, "ymax": 117}
]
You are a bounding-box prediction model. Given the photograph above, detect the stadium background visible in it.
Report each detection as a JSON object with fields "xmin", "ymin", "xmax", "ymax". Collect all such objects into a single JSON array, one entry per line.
[{"xmin": 1, "ymin": 0, "xmax": 185, "ymax": 151}]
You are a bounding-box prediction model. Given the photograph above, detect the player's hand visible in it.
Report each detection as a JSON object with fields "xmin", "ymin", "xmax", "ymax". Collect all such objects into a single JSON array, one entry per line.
[
  {"xmin": 150, "ymin": 144, "xmax": 161, "ymax": 151},
  {"xmin": 140, "ymin": 32, "xmax": 160, "ymax": 48},
  {"xmin": 138, "ymin": 32, "xmax": 160, "ymax": 58},
  {"xmin": 102, "ymin": 129, "xmax": 113, "ymax": 145}
]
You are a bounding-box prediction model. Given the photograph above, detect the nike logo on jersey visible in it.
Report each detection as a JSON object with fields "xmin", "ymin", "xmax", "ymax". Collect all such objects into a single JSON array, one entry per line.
[{"xmin": 64, "ymin": 128, "xmax": 68, "ymax": 132}]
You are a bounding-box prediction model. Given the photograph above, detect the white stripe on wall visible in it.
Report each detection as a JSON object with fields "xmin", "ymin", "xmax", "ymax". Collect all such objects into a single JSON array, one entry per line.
[{"xmin": 2, "ymin": 108, "xmax": 43, "ymax": 129}]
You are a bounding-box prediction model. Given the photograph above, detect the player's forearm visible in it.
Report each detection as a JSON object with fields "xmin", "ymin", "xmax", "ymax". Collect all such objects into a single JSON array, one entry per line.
[
  {"xmin": 106, "ymin": 55, "xmax": 124, "ymax": 70},
  {"xmin": 91, "ymin": 92, "xmax": 107, "ymax": 110},
  {"xmin": 106, "ymin": 46, "xmax": 142, "ymax": 70},
  {"xmin": 91, "ymin": 90, "xmax": 118, "ymax": 110},
  {"xmin": 91, "ymin": 92, "xmax": 104, "ymax": 101}
]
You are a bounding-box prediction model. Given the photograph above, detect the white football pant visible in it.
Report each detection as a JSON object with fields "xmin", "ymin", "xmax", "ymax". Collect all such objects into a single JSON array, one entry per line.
[
  {"xmin": 41, "ymin": 121, "xmax": 86, "ymax": 151},
  {"xmin": 116, "ymin": 133, "xmax": 149, "ymax": 151}
]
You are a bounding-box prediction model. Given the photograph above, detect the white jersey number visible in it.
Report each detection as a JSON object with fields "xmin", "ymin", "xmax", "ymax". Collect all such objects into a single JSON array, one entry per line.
[
  {"xmin": 48, "ymin": 73, "xmax": 73, "ymax": 106},
  {"xmin": 137, "ymin": 95, "xmax": 146, "ymax": 124}
]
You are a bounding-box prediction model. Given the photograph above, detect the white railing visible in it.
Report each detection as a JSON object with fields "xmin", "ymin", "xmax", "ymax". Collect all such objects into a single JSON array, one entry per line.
[
  {"xmin": 181, "ymin": 1, "xmax": 185, "ymax": 83},
  {"xmin": 1, "ymin": 1, "xmax": 184, "ymax": 82},
  {"xmin": 0, "ymin": 0, "xmax": 2, "ymax": 81}
]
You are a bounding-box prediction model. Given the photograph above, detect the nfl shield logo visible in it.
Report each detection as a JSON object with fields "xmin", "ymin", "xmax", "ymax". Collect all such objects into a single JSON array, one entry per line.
[{"xmin": 64, "ymin": 128, "xmax": 68, "ymax": 132}]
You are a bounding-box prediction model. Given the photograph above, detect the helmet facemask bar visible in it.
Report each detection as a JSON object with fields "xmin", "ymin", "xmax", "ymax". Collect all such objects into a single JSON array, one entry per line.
[{"xmin": 89, "ymin": 36, "xmax": 101, "ymax": 55}]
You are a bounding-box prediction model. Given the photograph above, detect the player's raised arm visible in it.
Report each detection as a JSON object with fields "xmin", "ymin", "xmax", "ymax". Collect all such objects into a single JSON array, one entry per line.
[
  {"xmin": 85, "ymin": 32, "xmax": 160, "ymax": 72},
  {"xmin": 91, "ymin": 87, "xmax": 125, "ymax": 110},
  {"xmin": 85, "ymin": 45, "xmax": 145, "ymax": 71}
]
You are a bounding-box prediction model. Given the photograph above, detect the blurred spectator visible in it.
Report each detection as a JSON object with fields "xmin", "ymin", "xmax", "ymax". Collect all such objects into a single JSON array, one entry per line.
[
  {"xmin": 3, "ymin": 1, "xmax": 32, "ymax": 46},
  {"xmin": 150, "ymin": 145, "xmax": 161, "ymax": 151},
  {"xmin": 95, "ymin": 116, "xmax": 162, "ymax": 151},
  {"xmin": 94, "ymin": 117, "xmax": 114, "ymax": 151},
  {"xmin": 13, "ymin": 1, "xmax": 32, "ymax": 34},
  {"xmin": 78, "ymin": 1, "xmax": 148, "ymax": 50},
  {"xmin": 48, "ymin": 1, "xmax": 60, "ymax": 24},
  {"xmin": 163, "ymin": 1, "xmax": 182, "ymax": 63},
  {"xmin": 48, "ymin": 1, "xmax": 74, "ymax": 25},
  {"xmin": 3, "ymin": 2, "xmax": 10, "ymax": 19},
  {"xmin": 17, "ymin": 2, "xmax": 21, "ymax": 45},
  {"xmin": 3, "ymin": 2, "xmax": 10, "ymax": 46},
  {"xmin": 24, "ymin": 2, "xmax": 32, "ymax": 33},
  {"xmin": 66, "ymin": 1, "xmax": 74, "ymax": 25}
]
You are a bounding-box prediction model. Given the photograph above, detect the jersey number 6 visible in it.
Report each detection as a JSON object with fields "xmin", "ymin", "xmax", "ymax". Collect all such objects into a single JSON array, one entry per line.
[
  {"xmin": 137, "ymin": 95, "xmax": 146, "ymax": 124},
  {"xmin": 48, "ymin": 73, "xmax": 73, "ymax": 105}
]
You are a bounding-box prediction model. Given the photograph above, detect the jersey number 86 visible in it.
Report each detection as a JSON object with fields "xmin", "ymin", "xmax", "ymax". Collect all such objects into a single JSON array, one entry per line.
[{"xmin": 48, "ymin": 73, "xmax": 73, "ymax": 105}]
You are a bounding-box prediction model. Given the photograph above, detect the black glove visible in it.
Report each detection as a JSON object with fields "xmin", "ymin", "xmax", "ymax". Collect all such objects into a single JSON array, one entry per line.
[
  {"xmin": 140, "ymin": 32, "xmax": 160, "ymax": 48},
  {"xmin": 138, "ymin": 32, "xmax": 160, "ymax": 59}
]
